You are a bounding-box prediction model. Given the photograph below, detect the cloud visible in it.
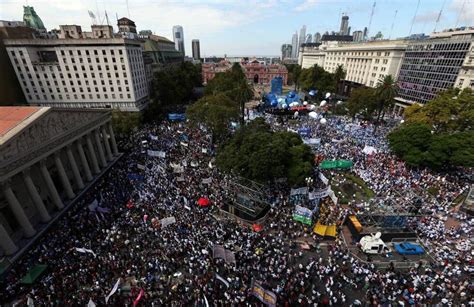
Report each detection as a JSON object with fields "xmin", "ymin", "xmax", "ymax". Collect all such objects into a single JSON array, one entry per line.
[
  {"xmin": 294, "ymin": 0, "xmax": 320, "ymax": 12},
  {"xmin": 414, "ymin": 11, "xmax": 440, "ymax": 23},
  {"xmin": 449, "ymin": 0, "xmax": 474, "ymax": 25}
]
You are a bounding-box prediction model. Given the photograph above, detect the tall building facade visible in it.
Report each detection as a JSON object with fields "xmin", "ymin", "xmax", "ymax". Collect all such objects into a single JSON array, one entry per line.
[
  {"xmin": 291, "ymin": 32, "xmax": 298, "ymax": 58},
  {"xmin": 172, "ymin": 25, "xmax": 185, "ymax": 55},
  {"xmin": 314, "ymin": 32, "xmax": 321, "ymax": 43},
  {"xmin": 340, "ymin": 15, "xmax": 349, "ymax": 35},
  {"xmin": 298, "ymin": 26, "xmax": 306, "ymax": 58},
  {"xmin": 397, "ymin": 28, "xmax": 474, "ymax": 105},
  {"xmin": 353, "ymin": 31, "xmax": 364, "ymax": 42},
  {"xmin": 305, "ymin": 34, "xmax": 313, "ymax": 43},
  {"xmin": 0, "ymin": 106, "xmax": 119, "ymax": 256},
  {"xmin": 281, "ymin": 44, "xmax": 292, "ymax": 60},
  {"xmin": 5, "ymin": 22, "xmax": 150, "ymax": 112},
  {"xmin": 299, "ymin": 40, "xmax": 408, "ymax": 87},
  {"xmin": 0, "ymin": 21, "xmax": 37, "ymax": 105},
  {"xmin": 192, "ymin": 39, "xmax": 200, "ymax": 60}
]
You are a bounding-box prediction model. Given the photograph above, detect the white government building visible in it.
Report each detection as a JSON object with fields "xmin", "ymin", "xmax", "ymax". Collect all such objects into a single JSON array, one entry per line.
[
  {"xmin": 299, "ymin": 39, "xmax": 408, "ymax": 87},
  {"xmin": 0, "ymin": 106, "xmax": 119, "ymax": 257},
  {"xmin": 4, "ymin": 21, "xmax": 150, "ymax": 112}
]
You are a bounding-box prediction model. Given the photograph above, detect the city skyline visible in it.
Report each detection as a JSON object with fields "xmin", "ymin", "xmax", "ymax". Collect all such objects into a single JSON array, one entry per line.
[{"xmin": 1, "ymin": 0, "xmax": 473, "ymax": 56}]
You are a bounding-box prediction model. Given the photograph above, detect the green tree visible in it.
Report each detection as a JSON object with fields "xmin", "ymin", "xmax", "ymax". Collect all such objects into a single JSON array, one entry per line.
[
  {"xmin": 186, "ymin": 93, "xmax": 239, "ymax": 142},
  {"xmin": 334, "ymin": 64, "xmax": 346, "ymax": 92},
  {"xmin": 388, "ymin": 123, "xmax": 432, "ymax": 167},
  {"xmin": 216, "ymin": 118, "xmax": 314, "ymax": 185},
  {"xmin": 111, "ymin": 109, "xmax": 142, "ymax": 136},
  {"xmin": 404, "ymin": 88, "xmax": 474, "ymax": 133},
  {"xmin": 285, "ymin": 64, "xmax": 302, "ymax": 90},
  {"xmin": 299, "ymin": 65, "xmax": 335, "ymax": 99},
  {"xmin": 374, "ymin": 75, "xmax": 398, "ymax": 132},
  {"xmin": 346, "ymin": 87, "xmax": 377, "ymax": 119}
]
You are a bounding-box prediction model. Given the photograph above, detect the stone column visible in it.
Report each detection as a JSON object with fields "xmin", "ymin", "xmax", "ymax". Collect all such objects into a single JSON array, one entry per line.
[
  {"xmin": 66, "ymin": 146, "xmax": 84, "ymax": 190},
  {"xmin": 86, "ymin": 135, "xmax": 101, "ymax": 174},
  {"xmin": 54, "ymin": 153, "xmax": 75, "ymax": 199},
  {"xmin": 2, "ymin": 182, "xmax": 36, "ymax": 237},
  {"xmin": 23, "ymin": 170, "xmax": 51, "ymax": 223},
  {"xmin": 76, "ymin": 141, "xmax": 93, "ymax": 182},
  {"xmin": 108, "ymin": 122, "xmax": 119, "ymax": 155},
  {"xmin": 40, "ymin": 161, "xmax": 64, "ymax": 210},
  {"xmin": 94, "ymin": 129, "xmax": 107, "ymax": 168},
  {"xmin": 101, "ymin": 125, "xmax": 113, "ymax": 161},
  {"xmin": 0, "ymin": 223, "xmax": 18, "ymax": 255}
]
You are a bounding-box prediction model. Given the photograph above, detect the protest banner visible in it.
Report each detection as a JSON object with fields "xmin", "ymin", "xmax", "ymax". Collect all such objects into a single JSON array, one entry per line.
[
  {"xmin": 212, "ymin": 245, "xmax": 236, "ymax": 264},
  {"xmin": 308, "ymin": 186, "xmax": 329, "ymax": 200},
  {"xmin": 251, "ymin": 280, "xmax": 277, "ymax": 307},
  {"xmin": 149, "ymin": 134, "xmax": 159, "ymax": 141},
  {"xmin": 75, "ymin": 247, "xmax": 97, "ymax": 257},
  {"xmin": 202, "ymin": 177, "xmax": 212, "ymax": 184},
  {"xmin": 147, "ymin": 150, "xmax": 166, "ymax": 158},
  {"xmin": 215, "ymin": 273, "xmax": 230, "ymax": 288},
  {"xmin": 105, "ymin": 278, "xmax": 121, "ymax": 303},
  {"xmin": 137, "ymin": 163, "xmax": 146, "ymax": 170},
  {"xmin": 319, "ymin": 172, "xmax": 329, "ymax": 185},
  {"xmin": 160, "ymin": 216, "xmax": 176, "ymax": 228},
  {"xmin": 290, "ymin": 187, "xmax": 308, "ymax": 196}
]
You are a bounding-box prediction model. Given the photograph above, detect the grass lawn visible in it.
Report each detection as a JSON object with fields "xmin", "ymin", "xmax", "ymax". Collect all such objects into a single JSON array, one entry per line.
[{"xmin": 330, "ymin": 172, "xmax": 375, "ymax": 204}]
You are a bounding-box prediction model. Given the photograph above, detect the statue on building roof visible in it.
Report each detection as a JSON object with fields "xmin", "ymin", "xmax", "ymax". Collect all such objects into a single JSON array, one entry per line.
[{"xmin": 23, "ymin": 6, "xmax": 46, "ymax": 31}]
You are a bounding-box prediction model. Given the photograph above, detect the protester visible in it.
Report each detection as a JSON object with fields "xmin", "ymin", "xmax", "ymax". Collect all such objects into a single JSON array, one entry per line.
[{"xmin": 0, "ymin": 113, "xmax": 472, "ymax": 306}]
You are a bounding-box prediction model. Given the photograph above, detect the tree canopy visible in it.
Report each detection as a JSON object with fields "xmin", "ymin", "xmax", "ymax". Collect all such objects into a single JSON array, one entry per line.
[
  {"xmin": 216, "ymin": 118, "xmax": 314, "ymax": 186},
  {"xmin": 299, "ymin": 65, "xmax": 336, "ymax": 99},
  {"xmin": 204, "ymin": 63, "xmax": 254, "ymax": 104},
  {"xmin": 388, "ymin": 88, "xmax": 474, "ymax": 169},
  {"xmin": 186, "ymin": 93, "xmax": 239, "ymax": 142},
  {"xmin": 404, "ymin": 88, "xmax": 474, "ymax": 133},
  {"xmin": 346, "ymin": 87, "xmax": 378, "ymax": 119},
  {"xmin": 284, "ymin": 64, "xmax": 302, "ymax": 90}
]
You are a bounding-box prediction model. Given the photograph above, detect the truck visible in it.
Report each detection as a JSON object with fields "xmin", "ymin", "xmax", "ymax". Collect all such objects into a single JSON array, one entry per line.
[
  {"xmin": 394, "ymin": 242, "xmax": 424, "ymax": 255},
  {"xmin": 359, "ymin": 232, "xmax": 390, "ymax": 254}
]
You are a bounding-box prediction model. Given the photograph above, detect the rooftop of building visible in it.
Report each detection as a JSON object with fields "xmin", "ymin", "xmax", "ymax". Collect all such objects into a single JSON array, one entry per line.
[
  {"xmin": 3, "ymin": 37, "xmax": 143, "ymax": 46},
  {"xmin": 0, "ymin": 106, "xmax": 45, "ymax": 139}
]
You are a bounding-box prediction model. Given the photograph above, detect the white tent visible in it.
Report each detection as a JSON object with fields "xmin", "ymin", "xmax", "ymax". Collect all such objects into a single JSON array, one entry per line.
[{"xmin": 362, "ymin": 145, "xmax": 377, "ymax": 155}]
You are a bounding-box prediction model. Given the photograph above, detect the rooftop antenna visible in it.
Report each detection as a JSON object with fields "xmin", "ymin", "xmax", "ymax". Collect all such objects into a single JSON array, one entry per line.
[
  {"xmin": 88, "ymin": 10, "xmax": 97, "ymax": 25},
  {"xmin": 126, "ymin": 0, "xmax": 131, "ymax": 18},
  {"xmin": 105, "ymin": 10, "xmax": 110, "ymax": 26},
  {"xmin": 454, "ymin": 0, "xmax": 467, "ymax": 28},
  {"xmin": 367, "ymin": 1, "xmax": 376, "ymax": 39},
  {"xmin": 409, "ymin": 0, "xmax": 421, "ymax": 36},
  {"xmin": 388, "ymin": 10, "xmax": 398, "ymax": 39},
  {"xmin": 433, "ymin": 0, "xmax": 447, "ymax": 33}
]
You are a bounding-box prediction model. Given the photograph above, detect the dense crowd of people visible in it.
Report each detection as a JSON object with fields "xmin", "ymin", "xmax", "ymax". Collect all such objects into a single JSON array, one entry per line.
[{"xmin": 0, "ymin": 111, "xmax": 472, "ymax": 306}]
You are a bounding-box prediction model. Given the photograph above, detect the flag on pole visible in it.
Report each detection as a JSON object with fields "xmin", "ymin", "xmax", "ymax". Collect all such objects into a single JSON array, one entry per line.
[
  {"xmin": 133, "ymin": 288, "xmax": 145, "ymax": 307},
  {"xmin": 105, "ymin": 278, "xmax": 121, "ymax": 303}
]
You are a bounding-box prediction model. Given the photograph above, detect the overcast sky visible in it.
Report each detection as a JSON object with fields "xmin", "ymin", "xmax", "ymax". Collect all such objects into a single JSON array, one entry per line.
[{"xmin": 1, "ymin": 0, "xmax": 473, "ymax": 56}]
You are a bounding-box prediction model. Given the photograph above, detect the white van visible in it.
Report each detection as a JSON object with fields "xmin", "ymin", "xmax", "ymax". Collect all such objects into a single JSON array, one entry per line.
[{"xmin": 359, "ymin": 232, "xmax": 390, "ymax": 254}]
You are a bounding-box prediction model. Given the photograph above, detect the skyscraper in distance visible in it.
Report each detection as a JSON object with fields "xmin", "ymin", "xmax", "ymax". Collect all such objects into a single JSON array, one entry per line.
[
  {"xmin": 192, "ymin": 39, "xmax": 200, "ymax": 60},
  {"xmin": 172, "ymin": 25, "xmax": 185, "ymax": 55},
  {"xmin": 305, "ymin": 34, "xmax": 312, "ymax": 43},
  {"xmin": 314, "ymin": 32, "xmax": 321, "ymax": 43},
  {"xmin": 291, "ymin": 32, "xmax": 298, "ymax": 58},
  {"xmin": 340, "ymin": 15, "xmax": 349, "ymax": 35},
  {"xmin": 281, "ymin": 44, "xmax": 292, "ymax": 60},
  {"xmin": 298, "ymin": 25, "xmax": 306, "ymax": 58}
]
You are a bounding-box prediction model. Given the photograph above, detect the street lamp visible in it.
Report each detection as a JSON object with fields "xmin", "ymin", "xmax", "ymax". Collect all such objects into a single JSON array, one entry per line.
[{"xmin": 305, "ymin": 177, "xmax": 314, "ymax": 187}]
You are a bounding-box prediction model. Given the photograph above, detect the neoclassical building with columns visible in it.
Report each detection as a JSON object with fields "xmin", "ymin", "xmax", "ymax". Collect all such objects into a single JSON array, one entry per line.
[{"xmin": 0, "ymin": 106, "xmax": 119, "ymax": 257}]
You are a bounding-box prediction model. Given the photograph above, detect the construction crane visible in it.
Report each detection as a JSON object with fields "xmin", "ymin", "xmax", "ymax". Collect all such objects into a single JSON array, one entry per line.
[
  {"xmin": 389, "ymin": 10, "xmax": 398, "ymax": 40},
  {"xmin": 367, "ymin": 1, "xmax": 376, "ymax": 40},
  {"xmin": 433, "ymin": 0, "xmax": 447, "ymax": 33},
  {"xmin": 409, "ymin": 0, "xmax": 421, "ymax": 36}
]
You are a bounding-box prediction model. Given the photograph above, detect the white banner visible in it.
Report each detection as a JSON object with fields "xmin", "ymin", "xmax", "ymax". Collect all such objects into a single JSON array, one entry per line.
[
  {"xmin": 149, "ymin": 134, "xmax": 159, "ymax": 141},
  {"xmin": 147, "ymin": 150, "xmax": 166, "ymax": 158},
  {"xmin": 215, "ymin": 273, "xmax": 230, "ymax": 288},
  {"xmin": 180, "ymin": 142, "xmax": 188, "ymax": 147},
  {"xmin": 191, "ymin": 161, "xmax": 199, "ymax": 167},
  {"xmin": 202, "ymin": 177, "xmax": 212, "ymax": 184},
  {"xmin": 105, "ymin": 278, "xmax": 121, "ymax": 303},
  {"xmin": 319, "ymin": 172, "xmax": 329, "ymax": 185},
  {"xmin": 75, "ymin": 247, "xmax": 97, "ymax": 257},
  {"xmin": 160, "ymin": 216, "xmax": 176, "ymax": 228},
  {"xmin": 137, "ymin": 163, "xmax": 146, "ymax": 170},
  {"xmin": 328, "ymin": 188, "xmax": 338, "ymax": 205},
  {"xmin": 202, "ymin": 148, "xmax": 208, "ymax": 153}
]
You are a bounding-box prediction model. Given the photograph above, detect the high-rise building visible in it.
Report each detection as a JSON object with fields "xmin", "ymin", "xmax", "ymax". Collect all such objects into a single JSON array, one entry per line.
[
  {"xmin": 363, "ymin": 27, "xmax": 368, "ymax": 40},
  {"xmin": 291, "ymin": 32, "xmax": 298, "ymax": 58},
  {"xmin": 396, "ymin": 28, "xmax": 474, "ymax": 106},
  {"xmin": 353, "ymin": 30, "xmax": 364, "ymax": 42},
  {"xmin": 22, "ymin": 6, "xmax": 46, "ymax": 34},
  {"xmin": 299, "ymin": 39, "xmax": 408, "ymax": 87},
  {"xmin": 281, "ymin": 44, "xmax": 292, "ymax": 60},
  {"xmin": 314, "ymin": 32, "xmax": 321, "ymax": 43},
  {"xmin": 305, "ymin": 34, "xmax": 312, "ymax": 43},
  {"xmin": 192, "ymin": 39, "xmax": 200, "ymax": 60},
  {"xmin": 5, "ymin": 20, "xmax": 151, "ymax": 111},
  {"xmin": 172, "ymin": 25, "xmax": 185, "ymax": 55},
  {"xmin": 340, "ymin": 15, "xmax": 349, "ymax": 35},
  {"xmin": 298, "ymin": 25, "xmax": 306, "ymax": 57},
  {"xmin": 0, "ymin": 20, "xmax": 36, "ymax": 105}
]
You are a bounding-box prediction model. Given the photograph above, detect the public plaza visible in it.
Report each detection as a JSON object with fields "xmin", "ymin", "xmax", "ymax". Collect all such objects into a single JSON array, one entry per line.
[{"xmin": 0, "ymin": 106, "xmax": 471, "ymax": 306}]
